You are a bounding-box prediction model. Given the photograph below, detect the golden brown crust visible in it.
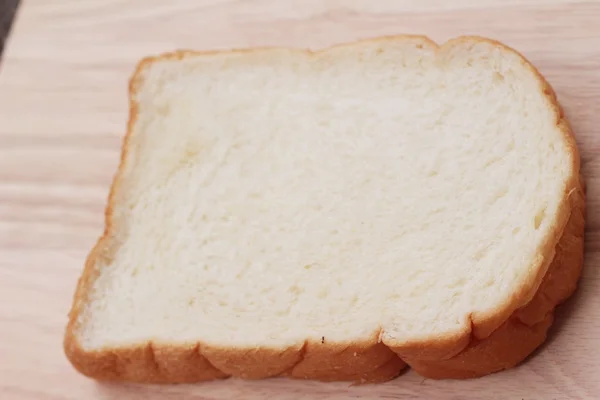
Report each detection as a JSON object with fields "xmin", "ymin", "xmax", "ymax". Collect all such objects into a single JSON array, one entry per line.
[
  {"xmin": 407, "ymin": 314, "xmax": 555, "ymax": 379},
  {"xmin": 63, "ymin": 35, "xmax": 585, "ymax": 383},
  {"xmin": 201, "ymin": 343, "xmax": 306, "ymax": 379},
  {"xmin": 287, "ymin": 333, "xmax": 405, "ymax": 382}
]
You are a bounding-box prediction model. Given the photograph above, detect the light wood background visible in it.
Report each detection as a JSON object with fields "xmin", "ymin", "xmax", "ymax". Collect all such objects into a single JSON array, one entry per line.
[{"xmin": 1, "ymin": 1, "xmax": 599, "ymax": 399}]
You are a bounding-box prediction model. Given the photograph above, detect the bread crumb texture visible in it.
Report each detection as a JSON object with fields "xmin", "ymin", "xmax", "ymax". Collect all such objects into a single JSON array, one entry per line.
[{"xmin": 64, "ymin": 35, "xmax": 584, "ymax": 383}]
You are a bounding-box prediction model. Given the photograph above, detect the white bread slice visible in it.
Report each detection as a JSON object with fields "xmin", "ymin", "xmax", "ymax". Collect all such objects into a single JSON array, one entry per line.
[{"xmin": 64, "ymin": 36, "xmax": 585, "ymax": 383}]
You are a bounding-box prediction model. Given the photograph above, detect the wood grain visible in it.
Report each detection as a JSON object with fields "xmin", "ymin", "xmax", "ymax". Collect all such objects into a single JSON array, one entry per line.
[{"xmin": 1, "ymin": 1, "xmax": 599, "ymax": 399}]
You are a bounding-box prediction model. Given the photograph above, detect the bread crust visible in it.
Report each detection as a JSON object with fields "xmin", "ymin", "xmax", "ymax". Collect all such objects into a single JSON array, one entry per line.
[{"xmin": 64, "ymin": 35, "xmax": 585, "ymax": 383}]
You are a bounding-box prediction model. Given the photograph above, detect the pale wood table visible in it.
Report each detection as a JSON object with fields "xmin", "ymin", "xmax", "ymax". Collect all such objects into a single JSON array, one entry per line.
[{"xmin": 1, "ymin": 1, "xmax": 599, "ymax": 399}]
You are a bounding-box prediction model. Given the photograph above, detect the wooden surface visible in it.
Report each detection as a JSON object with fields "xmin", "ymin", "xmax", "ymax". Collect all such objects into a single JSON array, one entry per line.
[{"xmin": 1, "ymin": 1, "xmax": 599, "ymax": 399}]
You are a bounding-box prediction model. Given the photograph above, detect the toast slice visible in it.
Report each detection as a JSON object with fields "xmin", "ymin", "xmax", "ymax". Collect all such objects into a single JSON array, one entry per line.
[{"xmin": 64, "ymin": 36, "xmax": 585, "ymax": 383}]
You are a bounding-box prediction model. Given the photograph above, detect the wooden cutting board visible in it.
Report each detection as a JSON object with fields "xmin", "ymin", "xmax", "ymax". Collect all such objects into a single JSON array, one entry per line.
[{"xmin": 1, "ymin": 1, "xmax": 599, "ymax": 399}]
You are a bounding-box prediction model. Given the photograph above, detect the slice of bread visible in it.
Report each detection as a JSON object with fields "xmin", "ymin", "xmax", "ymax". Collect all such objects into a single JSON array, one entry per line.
[{"xmin": 64, "ymin": 35, "xmax": 585, "ymax": 384}]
